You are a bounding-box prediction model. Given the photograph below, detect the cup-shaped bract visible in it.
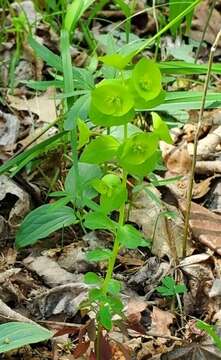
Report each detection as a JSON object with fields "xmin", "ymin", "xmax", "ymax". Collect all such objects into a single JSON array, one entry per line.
[
  {"xmin": 89, "ymin": 103, "xmax": 135, "ymax": 127},
  {"xmin": 132, "ymin": 58, "xmax": 162, "ymax": 101},
  {"xmin": 91, "ymin": 79, "xmax": 134, "ymax": 117},
  {"xmin": 152, "ymin": 112, "xmax": 173, "ymax": 144},
  {"xmin": 117, "ymin": 132, "xmax": 159, "ymax": 167}
]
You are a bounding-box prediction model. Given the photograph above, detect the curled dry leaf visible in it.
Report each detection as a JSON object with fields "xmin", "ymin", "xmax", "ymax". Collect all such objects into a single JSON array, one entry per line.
[
  {"xmin": 23, "ymin": 255, "xmax": 81, "ymax": 288},
  {"xmin": 179, "ymin": 200, "xmax": 221, "ymax": 255},
  {"xmin": 30, "ymin": 283, "xmax": 88, "ymax": 319},
  {"xmin": 188, "ymin": 125, "xmax": 221, "ymax": 159},
  {"xmin": 129, "ymin": 188, "xmax": 184, "ymax": 258},
  {"xmin": 0, "ymin": 175, "xmax": 30, "ymax": 228},
  {"xmin": 0, "ymin": 110, "xmax": 20, "ymax": 158}
]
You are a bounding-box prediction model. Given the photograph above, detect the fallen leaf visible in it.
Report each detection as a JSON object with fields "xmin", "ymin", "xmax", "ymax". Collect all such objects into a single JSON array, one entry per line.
[
  {"xmin": 190, "ymin": 2, "xmax": 221, "ymax": 48},
  {"xmin": 0, "ymin": 110, "xmax": 20, "ymax": 150},
  {"xmin": 150, "ymin": 307, "xmax": 174, "ymax": 343},
  {"xmin": 129, "ymin": 188, "xmax": 184, "ymax": 258},
  {"xmin": 23, "ymin": 255, "xmax": 80, "ymax": 287},
  {"xmin": 29, "ymin": 283, "xmax": 88, "ymax": 318},
  {"xmin": 7, "ymin": 88, "xmax": 59, "ymax": 124},
  {"xmin": 179, "ymin": 200, "xmax": 221, "ymax": 255},
  {"xmin": 0, "ymin": 175, "xmax": 30, "ymax": 227}
]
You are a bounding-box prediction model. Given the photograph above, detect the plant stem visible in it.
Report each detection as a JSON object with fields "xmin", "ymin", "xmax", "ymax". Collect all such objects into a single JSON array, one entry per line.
[
  {"xmin": 183, "ymin": 28, "xmax": 221, "ymax": 257},
  {"xmin": 102, "ymin": 123, "xmax": 128, "ymax": 293}
]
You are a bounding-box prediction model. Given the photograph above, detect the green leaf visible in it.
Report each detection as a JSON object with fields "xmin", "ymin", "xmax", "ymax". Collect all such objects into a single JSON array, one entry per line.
[
  {"xmin": 65, "ymin": 162, "xmax": 102, "ymax": 205},
  {"xmin": 0, "ymin": 322, "xmax": 53, "ymax": 353},
  {"xmin": 152, "ymin": 112, "xmax": 173, "ymax": 144},
  {"xmin": 162, "ymin": 276, "xmax": 176, "ymax": 288},
  {"xmin": 99, "ymin": 174, "xmax": 127, "ymax": 214},
  {"xmin": 99, "ymin": 53, "xmax": 133, "ymax": 70},
  {"xmin": 196, "ymin": 320, "xmax": 221, "ymax": 351},
  {"xmin": 156, "ymin": 286, "xmax": 175, "ymax": 296},
  {"xmin": 72, "ymin": 67, "xmax": 94, "ymax": 90},
  {"xmin": 84, "ymin": 272, "xmax": 102, "ymax": 285},
  {"xmin": 86, "ymin": 248, "xmax": 112, "ymax": 262},
  {"xmin": 107, "ymin": 279, "xmax": 122, "ymax": 295},
  {"xmin": 174, "ymin": 284, "xmax": 187, "ymax": 294},
  {"xmin": 107, "ymin": 295, "xmax": 124, "ymax": 314},
  {"xmin": 117, "ymin": 224, "xmax": 149, "ymax": 249},
  {"xmin": 77, "ymin": 118, "xmax": 91, "ymax": 149},
  {"xmin": 91, "ymin": 79, "xmax": 134, "ymax": 116},
  {"xmin": 84, "ymin": 211, "xmax": 116, "ymax": 232},
  {"xmin": 61, "ymin": 29, "xmax": 74, "ymax": 98},
  {"xmin": 16, "ymin": 204, "xmax": 77, "ymax": 248},
  {"xmin": 156, "ymin": 276, "xmax": 187, "ymax": 297},
  {"xmin": 64, "ymin": 0, "xmax": 95, "ymax": 34},
  {"xmin": 169, "ymin": 0, "xmax": 195, "ymax": 35},
  {"xmin": 89, "ymin": 102, "xmax": 135, "ymax": 127},
  {"xmin": 98, "ymin": 305, "xmax": 112, "ymax": 331},
  {"xmin": 117, "ymin": 132, "xmax": 158, "ymax": 166},
  {"xmin": 132, "ymin": 58, "xmax": 162, "ymax": 101},
  {"xmin": 89, "ymin": 288, "xmax": 106, "ymax": 302},
  {"xmin": 0, "ymin": 132, "xmax": 67, "ymax": 176},
  {"xmin": 64, "ymin": 94, "xmax": 91, "ymax": 130},
  {"xmin": 28, "ymin": 36, "xmax": 62, "ymax": 71},
  {"xmin": 24, "ymin": 80, "xmax": 64, "ymax": 90},
  {"xmin": 118, "ymin": 151, "xmax": 161, "ymax": 177},
  {"xmin": 80, "ymin": 135, "xmax": 119, "ymax": 164},
  {"xmin": 150, "ymin": 91, "xmax": 221, "ymax": 112}
]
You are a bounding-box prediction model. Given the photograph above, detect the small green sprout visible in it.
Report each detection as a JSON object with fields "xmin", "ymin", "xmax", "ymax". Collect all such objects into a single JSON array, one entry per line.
[{"xmin": 156, "ymin": 276, "xmax": 187, "ymax": 297}]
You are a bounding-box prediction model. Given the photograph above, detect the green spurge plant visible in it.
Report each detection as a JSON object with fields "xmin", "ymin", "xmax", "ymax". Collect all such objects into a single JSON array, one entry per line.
[{"xmin": 79, "ymin": 56, "xmax": 173, "ymax": 356}]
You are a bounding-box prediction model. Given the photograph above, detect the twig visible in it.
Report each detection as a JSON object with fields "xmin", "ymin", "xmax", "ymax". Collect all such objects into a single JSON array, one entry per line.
[
  {"xmin": 141, "ymin": 332, "xmax": 183, "ymax": 342},
  {"xmin": 195, "ymin": 0, "xmax": 217, "ymax": 63},
  {"xmin": 183, "ymin": 27, "xmax": 221, "ymax": 258}
]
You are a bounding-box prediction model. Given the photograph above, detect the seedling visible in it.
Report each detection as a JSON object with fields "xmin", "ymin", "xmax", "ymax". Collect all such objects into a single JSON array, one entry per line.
[{"xmin": 156, "ymin": 276, "xmax": 187, "ymax": 297}]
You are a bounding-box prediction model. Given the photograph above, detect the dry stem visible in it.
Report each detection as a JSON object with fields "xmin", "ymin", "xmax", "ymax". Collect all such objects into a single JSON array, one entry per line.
[{"xmin": 183, "ymin": 27, "xmax": 221, "ymax": 257}]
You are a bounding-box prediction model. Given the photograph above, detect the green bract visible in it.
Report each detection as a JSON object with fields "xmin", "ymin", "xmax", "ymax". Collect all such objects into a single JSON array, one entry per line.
[
  {"xmin": 99, "ymin": 53, "xmax": 133, "ymax": 70},
  {"xmin": 91, "ymin": 79, "xmax": 134, "ymax": 116},
  {"xmin": 118, "ymin": 151, "xmax": 161, "ymax": 177},
  {"xmin": 89, "ymin": 103, "xmax": 135, "ymax": 127},
  {"xmin": 152, "ymin": 112, "xmax": 173, "ymax": 144},
  {"xmin": 132, "ymin": 58, "xmax": 162, "ymax": 101},
  {"xmin": 92, "ymin": 174, "xmax": 127, "ymax": 214},
  {"xmin": 117, "ymin": 132, "xmax": 158, "ymax": 166}
]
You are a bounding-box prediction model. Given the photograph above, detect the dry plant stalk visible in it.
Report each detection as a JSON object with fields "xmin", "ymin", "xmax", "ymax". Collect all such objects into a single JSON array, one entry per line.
[{"xmin": 183, "ymin": 27, "xmax": 221, "ymax": 257}]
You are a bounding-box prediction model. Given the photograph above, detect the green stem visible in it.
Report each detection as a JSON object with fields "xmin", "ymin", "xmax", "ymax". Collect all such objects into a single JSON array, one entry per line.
[{"xmin": 102, "ymin": 124, "xmax": 128, "ymax": 294}]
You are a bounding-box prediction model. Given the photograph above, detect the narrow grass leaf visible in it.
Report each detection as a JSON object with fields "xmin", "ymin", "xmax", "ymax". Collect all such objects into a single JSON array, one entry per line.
[{"xmin": 28, "ymin": 36, "xmax": 62, "ymax": 71}]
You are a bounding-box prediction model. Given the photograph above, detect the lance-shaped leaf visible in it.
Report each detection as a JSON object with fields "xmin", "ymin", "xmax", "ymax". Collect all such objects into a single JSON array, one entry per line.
[
  {"xmin": 0, "ymin": 322, "xmax": 53, "ymax": 353},
  {"xmin": 16, "ymin": 204, "xmax": 77, "ymax": 248}
]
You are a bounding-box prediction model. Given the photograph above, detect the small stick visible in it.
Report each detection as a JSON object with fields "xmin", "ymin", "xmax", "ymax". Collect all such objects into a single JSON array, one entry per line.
[{"xmin": 183, "ymin": 27, "xmax": 221, "ymax": 257}]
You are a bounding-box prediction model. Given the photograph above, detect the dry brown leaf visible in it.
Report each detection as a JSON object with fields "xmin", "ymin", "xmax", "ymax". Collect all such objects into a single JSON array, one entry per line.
[
  {"xmin": 23, "ymin": 255, "xmax": 81, "ymax": 287},
  {"xmin": 7, "ymin": 88, "xmax": 59, "ymax": 124},
  {"xmin": 164, "ymin": 146, "xmax": 192, "ymax": 175},
  {"xmin": 129, "ymin": 188, "xmax": 184, "ymax": 258},
  {"xmin": 179, "ymin": 200, "xmax": 221, "ymax": 255},
  {"xmin": 150, "ymin": 307, "xmax": 174, "ymax": 343},
  {"xmin": 190, "ymin": 1, "xmax": 221, "ymax": 47}
]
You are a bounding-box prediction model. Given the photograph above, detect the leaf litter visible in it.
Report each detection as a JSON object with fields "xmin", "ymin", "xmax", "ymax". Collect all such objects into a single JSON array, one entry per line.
[{"xmin": 1, "ymin": 1, "xmax": 221, "ymax": 359}]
